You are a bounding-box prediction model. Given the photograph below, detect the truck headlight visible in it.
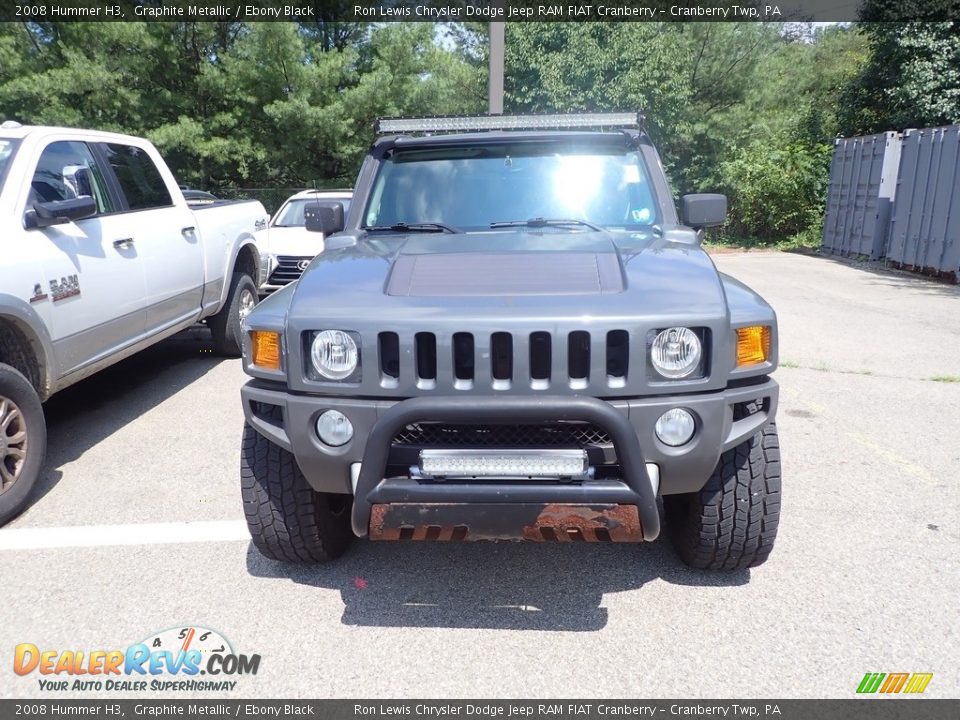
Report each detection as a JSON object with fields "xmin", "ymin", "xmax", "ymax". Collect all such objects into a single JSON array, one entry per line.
[
  {"xmin": 651, "ymin": 327, "xmax": 701, "ymax": 379},
  {"xmin": 310, "ymin": 330, "xmax": 359, "ymax": 380}
]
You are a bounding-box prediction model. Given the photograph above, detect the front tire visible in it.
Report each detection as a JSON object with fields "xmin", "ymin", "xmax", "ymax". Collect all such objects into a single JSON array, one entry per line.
[
  {"xmin": 210, "ymin": 272, "xmax": 258, "ymax": 356},
  {"xmin": 0, "ymin": 364, "xmax": 46, "ymax": 525},
  {"xmin": 241, "ymin": 416, "xmax": 353, "ymax": 562},
  {"xmin": 666, "ymin": 421, "xmax": 781, "ymax": 570}
]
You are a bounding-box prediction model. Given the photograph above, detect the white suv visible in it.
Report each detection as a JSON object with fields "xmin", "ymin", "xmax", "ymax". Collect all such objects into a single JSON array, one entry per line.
[{"xmin": 259, "ymin": 189, "xmax": 352, "ymax": 294}]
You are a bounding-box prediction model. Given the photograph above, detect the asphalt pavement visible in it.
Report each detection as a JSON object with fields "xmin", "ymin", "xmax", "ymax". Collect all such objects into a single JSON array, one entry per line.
[{"xmin": 2, "ymin": 251, "xmax": 958, "ymax": 699}]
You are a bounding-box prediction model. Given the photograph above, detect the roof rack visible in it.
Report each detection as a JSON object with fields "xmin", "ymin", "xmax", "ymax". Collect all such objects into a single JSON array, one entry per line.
[{"xmin": 374, "ymin": 112, "xmax": 643, "ymax": 136}]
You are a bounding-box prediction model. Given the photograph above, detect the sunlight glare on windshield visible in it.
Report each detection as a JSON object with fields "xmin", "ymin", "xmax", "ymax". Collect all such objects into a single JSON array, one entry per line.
[{"xmin": 552, "ymin": 155, "xmax": 605, "ymax": 217}]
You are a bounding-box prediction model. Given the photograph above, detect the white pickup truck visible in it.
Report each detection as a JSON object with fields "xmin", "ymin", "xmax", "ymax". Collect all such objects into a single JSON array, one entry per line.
[{"xmin": 0, "ymin": 123, "xmax": 267, "ymax": 524}]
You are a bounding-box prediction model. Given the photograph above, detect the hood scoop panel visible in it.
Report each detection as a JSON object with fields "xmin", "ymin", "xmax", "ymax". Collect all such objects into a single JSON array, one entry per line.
[{"xmin": 386, "ymin": 252, "xmax": 624, "ymax": 297}]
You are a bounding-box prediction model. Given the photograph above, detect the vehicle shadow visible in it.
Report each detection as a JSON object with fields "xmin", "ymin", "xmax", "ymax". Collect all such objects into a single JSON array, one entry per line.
[
  {"xmin": 24, "ymin": 327, "xmax": 225, "ymax": 514},
  {"xmin": 245, "ymin": 538, "xmax": 748, "ymax": 631}
]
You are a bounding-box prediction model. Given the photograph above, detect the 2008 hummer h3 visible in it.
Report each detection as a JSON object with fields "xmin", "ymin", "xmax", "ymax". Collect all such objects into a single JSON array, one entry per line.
[{"xmin": 239, "ymin": 113, "xmax": 781, "ymax": 570}]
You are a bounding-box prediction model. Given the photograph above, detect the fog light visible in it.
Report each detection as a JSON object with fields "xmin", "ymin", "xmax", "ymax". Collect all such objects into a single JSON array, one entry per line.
[
  {"xmin": 655, "ymin": 408, "xmax": 695, "ymax": 447},
  {"xmin": 316, "ymin": 410, "xmax": 354, "ymax": 447}
]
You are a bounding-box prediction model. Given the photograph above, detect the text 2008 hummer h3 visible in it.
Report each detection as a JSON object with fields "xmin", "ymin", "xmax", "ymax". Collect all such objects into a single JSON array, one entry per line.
[{"xmin": 239, "ymin": 113, "xmax": 781, "ymax": 570}]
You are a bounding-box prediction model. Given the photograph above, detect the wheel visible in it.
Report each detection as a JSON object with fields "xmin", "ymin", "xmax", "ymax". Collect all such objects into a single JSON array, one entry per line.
[
  {"xmin": 0, "ymin": 364, "xmax": 46, "ymax": 525},
  {"xmin": 209, "ymin": 272, "xmax": 258, "ymax": 356},
  {"xmin": 240, "ymin": 409, "xmax": 353, "ymax": 562},
  {"xmin": 665, "ymin": 418, "xmax": 781, "ymax": 570}
]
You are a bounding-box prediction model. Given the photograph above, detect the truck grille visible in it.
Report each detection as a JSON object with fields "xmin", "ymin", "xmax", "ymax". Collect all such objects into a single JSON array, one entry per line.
[
  {"xmin": 377, "ymin": 329, "xmax": 632, "ymax": 391},
  {"xmin": 267, "ymin": 255, "xmax": 312, "ymax": 287},
  {"xmin": 393, "ymin": 423, "xmax": 612, "ymax": 448}
]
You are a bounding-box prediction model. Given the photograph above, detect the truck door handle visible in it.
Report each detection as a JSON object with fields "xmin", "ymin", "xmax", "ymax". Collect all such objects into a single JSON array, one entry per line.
[
  {"xmin": 181, "ymin": 226, "xmax": 196, "ymax": 235},
  {"xmin": 113, "ymin": 238, "xmax": 135, "ymax": 249}
]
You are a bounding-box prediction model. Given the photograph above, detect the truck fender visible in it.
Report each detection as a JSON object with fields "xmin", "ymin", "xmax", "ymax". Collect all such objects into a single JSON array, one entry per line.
[
  {"xmin": 216, "ymin": 236, "xmax": 261, "ymax": 312},
  {"xmin": 0, "ymin": 294, "xmax": 58, "ymax": 400}
]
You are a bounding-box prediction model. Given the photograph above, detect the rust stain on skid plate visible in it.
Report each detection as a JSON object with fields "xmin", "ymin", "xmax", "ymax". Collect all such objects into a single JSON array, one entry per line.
[
  {"xmin": 522, "ymin": 504, "xmax": 642, "ymax": 542},
  {"xmin": 368, "ymin": 503, "xmax": 643, "ymax": 543}
]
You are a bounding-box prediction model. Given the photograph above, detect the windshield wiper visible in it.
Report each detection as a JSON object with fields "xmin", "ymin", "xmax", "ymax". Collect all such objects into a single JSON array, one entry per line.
[
  {"xmin": 489, "ymin": 217, "xmax": 604, "ymax": 232},
  {"xmin": 365, "ymin": 222, "xmax": 460, "ymax": 234}
]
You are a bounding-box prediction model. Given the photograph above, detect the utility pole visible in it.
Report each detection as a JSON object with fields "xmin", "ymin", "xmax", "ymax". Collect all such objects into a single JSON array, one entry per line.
[{"xmin": 488, "ymin": 21, "xmax": 504, "ymax": 114}]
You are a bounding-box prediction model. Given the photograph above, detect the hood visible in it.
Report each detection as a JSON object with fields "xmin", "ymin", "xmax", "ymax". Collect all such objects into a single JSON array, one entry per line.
[{"xmin": 289, "ymin": 229, "xmax": 727, "ymax": 324}]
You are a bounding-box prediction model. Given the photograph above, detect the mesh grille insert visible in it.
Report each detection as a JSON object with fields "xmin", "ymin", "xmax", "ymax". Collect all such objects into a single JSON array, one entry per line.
[{"xmin": 393, "ymin": 423, "xmax": 612, "ymax": 448}]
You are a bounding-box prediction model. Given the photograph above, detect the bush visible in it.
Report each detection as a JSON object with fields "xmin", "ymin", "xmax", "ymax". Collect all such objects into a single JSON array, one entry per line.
[{"xmin": 717, "ymin": 142, "xmax": 832, "ymax": 242}]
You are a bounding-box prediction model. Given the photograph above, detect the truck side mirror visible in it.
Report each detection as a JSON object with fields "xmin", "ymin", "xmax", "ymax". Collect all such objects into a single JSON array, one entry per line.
[
  {"xmin": 680, "ymin": 194, "xmax": 727, "ymax": 228},
  {"xmin": 26, "ymin": 196, "xmax": 98, "ymax": 229},
  {"xmin": 304, "ymin": 202, "xmax": 345, "ymax": 235}
]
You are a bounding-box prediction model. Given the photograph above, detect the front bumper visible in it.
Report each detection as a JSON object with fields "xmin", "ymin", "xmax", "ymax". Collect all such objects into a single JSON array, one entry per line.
[{"xmin": 241, "ymin": 379, "xmax": 778, "ymax": 542}]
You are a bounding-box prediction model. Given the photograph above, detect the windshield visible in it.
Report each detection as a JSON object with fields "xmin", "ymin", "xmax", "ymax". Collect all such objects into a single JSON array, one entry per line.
[
  {"xmin": 364, "ymin": 142, "xmax": 659, "ymax": 232},
  {"xmin": 273, "ymin": 197, "xmax": 351, "ymax": 227},
  {"xmin": 0, "ymin": 139, "xmax": 19, "ymax": 192}
]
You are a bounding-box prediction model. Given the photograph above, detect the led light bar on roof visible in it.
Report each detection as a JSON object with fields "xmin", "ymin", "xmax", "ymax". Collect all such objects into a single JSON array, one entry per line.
[{"xmin": 375, "ymin": 112, "xmax": 640, "ymax": 135}]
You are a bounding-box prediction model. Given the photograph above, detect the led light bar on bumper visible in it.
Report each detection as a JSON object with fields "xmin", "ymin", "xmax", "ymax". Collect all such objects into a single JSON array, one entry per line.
[
  {"xmin": 375, "ymin": 112, "xmax": 641, "ymax": 135},
  {"xmin": 419, "ymin": 449, "xmax": 588, "ymax": 479}
]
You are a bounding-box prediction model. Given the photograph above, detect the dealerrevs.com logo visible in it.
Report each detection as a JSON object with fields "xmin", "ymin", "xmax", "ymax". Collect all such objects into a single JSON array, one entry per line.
[{"xmin": 13, "ymin": 626, "xmax": 260, "ymax": 692}]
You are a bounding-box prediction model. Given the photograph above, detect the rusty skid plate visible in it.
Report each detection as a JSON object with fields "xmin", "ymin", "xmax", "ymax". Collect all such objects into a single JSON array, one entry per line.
[{"xmin": 369, "ymin": 503, "xmax": 643, "ymax": 542}]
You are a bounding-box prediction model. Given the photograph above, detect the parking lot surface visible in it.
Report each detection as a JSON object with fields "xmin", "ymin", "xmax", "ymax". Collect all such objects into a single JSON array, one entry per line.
[{"xmin": 2, "ymin": 252, "xmax": 958, "ymax": 698}]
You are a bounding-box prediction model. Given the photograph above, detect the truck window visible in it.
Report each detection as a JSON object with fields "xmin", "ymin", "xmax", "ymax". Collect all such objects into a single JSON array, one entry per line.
[
  {"xmin": 364, "ymin": 143, "xmax": 659, "ymax": 232},
  {"xmin": 0, "ymin": 139, "xmax": 17, "ymax": 191},
  {"xmin": 100, "ymin": 143, "xmax": 173, "ymax": 211},
  {"xmin": 274, "ymin": 198, "xmax": 352, "ymax": 227},
  {"xmin": 28, "ymin": 141, "xmax": 114, "ymax": 214}
]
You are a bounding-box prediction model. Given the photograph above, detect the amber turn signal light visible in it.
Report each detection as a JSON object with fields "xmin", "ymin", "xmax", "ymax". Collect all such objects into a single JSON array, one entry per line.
[
  {"xmin": 251, "ymin": 331, "xmax": 282, "ymax": 370},
  {"xmin": 736, "ymin": 326, "xmax": 771, "ymax": 367}
]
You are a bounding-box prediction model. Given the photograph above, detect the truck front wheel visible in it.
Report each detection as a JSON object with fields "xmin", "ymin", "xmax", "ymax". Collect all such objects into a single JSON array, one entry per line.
[
  {"xmin": 210, "ymin": 272, "xmax": 258, "ymax": 356},
  {"xmin": 241, "ymin": 417, "xmax": 353, "ymax": 562},
  {"xmin": 665, "ymin": 421, "xmax": 781, "ymax": 570},
  {"xmin": 0, "ymin": 364, "xmax": 46, "ymax": 525}
]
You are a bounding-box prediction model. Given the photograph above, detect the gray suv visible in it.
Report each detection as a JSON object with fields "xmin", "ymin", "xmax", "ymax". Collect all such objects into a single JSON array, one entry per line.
[{"xmin": 238, "ymin": 113, "xmax": 781, "ymax": 570}]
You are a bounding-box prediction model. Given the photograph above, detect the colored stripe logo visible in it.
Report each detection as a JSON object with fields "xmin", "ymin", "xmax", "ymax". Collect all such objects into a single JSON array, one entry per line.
[{"xmin": 857, "ymin": 672, "xmax": 933, "ymax": 694}]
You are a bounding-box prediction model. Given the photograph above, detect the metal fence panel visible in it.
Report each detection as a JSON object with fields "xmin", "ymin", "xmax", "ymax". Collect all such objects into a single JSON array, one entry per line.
[
  {"xmin": 821, "ymin": 132, "xmax": 900, "ymax": 259},
  {"xmin": 886, "ymin": 125, "xmax": 960, "ymax": 282}
]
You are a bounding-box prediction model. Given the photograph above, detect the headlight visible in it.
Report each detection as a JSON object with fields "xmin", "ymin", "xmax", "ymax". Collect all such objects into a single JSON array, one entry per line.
[
  {"xmin": 310, "ymin": 330, "xmax": 359, "ymax": 380},
  {"xmin": 651, "ymin": 327, "xmax": 701, "ymax": 379}
]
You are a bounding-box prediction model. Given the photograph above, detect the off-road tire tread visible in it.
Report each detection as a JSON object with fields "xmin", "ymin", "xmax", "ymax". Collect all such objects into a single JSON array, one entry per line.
[
  {"xmin": 666, "ymin": 410, "xmax": 781, "ymax": 570},
  {"xmin": 240, "ymin": 408, "xmax": 351, "ymax": 562}
]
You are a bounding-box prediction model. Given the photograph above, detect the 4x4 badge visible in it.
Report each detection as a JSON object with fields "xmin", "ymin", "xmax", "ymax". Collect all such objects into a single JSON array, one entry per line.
[{"xmin": 29, "ymin": 283, "xmax": 49, "ymax": 304}]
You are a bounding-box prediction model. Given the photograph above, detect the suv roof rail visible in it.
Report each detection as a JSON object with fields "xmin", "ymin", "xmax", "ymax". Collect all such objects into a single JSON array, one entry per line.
[{"xmin": 374, "ymin": 111, "xmax": 644, "ymax": 136}]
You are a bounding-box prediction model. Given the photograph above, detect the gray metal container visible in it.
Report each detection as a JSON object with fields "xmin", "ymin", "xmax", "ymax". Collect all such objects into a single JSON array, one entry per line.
[
  {"xmin": 821, "ymin": 132, "xmax": 901, "ymax": 259},
  {"xmin": 886, "ymin": 125, "xmax": 960, "ymax": 282}
]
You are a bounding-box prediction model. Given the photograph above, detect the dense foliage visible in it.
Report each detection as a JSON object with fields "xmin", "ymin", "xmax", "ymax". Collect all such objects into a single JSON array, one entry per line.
[{"xmin": 1, "ymin": 20, "xmax": 956, "ymax": 241}]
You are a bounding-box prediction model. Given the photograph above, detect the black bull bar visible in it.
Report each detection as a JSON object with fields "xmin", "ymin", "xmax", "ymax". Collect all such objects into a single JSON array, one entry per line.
[{"xmin": 351, "ymin": 396, "xmax": 661, "ymax": 542}]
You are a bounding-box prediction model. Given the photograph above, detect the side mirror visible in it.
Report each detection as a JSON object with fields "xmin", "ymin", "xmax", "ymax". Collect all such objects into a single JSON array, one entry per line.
[
  {"xmin": 26, "ymin": 196, "xmax": 98, "ymax": 229},
  {"xmin": 304, "ymin": 202, "xmax": 345, "ymax": 235},
  {"xmin": 63, "ymin": 165, "xmax": 93, "ymax": 198},
  {"xmin": 680, "ymin": 193, "xmax": 727, "ymax": 228}
]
